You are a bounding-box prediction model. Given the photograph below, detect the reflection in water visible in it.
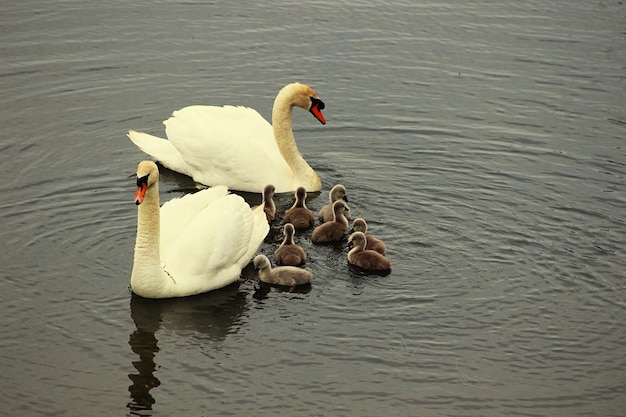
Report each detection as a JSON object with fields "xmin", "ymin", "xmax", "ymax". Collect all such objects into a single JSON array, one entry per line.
[
  {"xmin": 127, "ymin": 328, "xmax": 159, "ymax": 414},
  {"xmin": 126, "ymin": 283, "xmax": 247, "ymax": 415},
  {"xmin": 252, "ymin": 281, "xmax": 313, "ymax": 301}
]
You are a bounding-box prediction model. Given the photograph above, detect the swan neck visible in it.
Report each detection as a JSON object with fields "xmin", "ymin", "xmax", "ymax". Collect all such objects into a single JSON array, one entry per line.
[
  {"xmin": 272, "ymin": 99, "xmax": 299, "ymax": 160},
  {"xmin": 132, "ymin": 182, "xmax": 167, "ymax": 295},
  {"xmin": 271, "ymin": 95, "xmax": 321, "ymax": 190}
]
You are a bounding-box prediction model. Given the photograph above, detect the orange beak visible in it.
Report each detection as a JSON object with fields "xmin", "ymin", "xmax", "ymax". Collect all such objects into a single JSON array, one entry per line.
[
  {"xmin": 134, "ymin": 174, "xmax": 149, "ymax": 205},
  {"xmin": 309, "ymin": 98, "xmax": 326, "ymax": 125}
]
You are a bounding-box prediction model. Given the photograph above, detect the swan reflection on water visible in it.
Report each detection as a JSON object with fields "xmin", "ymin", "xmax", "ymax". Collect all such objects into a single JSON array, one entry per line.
[{"xmin": 126, "ymin": 283, "xmax": 247, "ymax": 414}]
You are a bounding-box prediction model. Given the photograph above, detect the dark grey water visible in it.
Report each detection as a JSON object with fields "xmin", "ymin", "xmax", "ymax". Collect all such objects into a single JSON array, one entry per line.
[{"xmin": 1, "ymin": 1, "xmax": 625, "ymax": 416}]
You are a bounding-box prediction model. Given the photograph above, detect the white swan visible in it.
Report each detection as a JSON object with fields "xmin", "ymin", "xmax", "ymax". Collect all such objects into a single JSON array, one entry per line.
[
  {"xmin": 128, "ymin": 82, "xmax": 326, "ymax": 193},
  {"xmin": 131, "ymin": 160, "xmax": 269, "ymax": 298}
]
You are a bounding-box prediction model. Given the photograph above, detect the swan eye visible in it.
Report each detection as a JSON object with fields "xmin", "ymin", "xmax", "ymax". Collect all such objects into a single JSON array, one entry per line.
[
  {"xmin": 310, "ymin": 97, "xmax": 325, "ymax": 110},
  {"xmin": 136, "ymin": 173, "xmax": 149, "ymax": 187}
]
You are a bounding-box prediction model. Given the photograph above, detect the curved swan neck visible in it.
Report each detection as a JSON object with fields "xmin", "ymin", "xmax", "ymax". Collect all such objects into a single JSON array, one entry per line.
[
  {"xmin": 271, "ymin": 87, "xmax": 321, "ymax": 190},
  {"xmin": 272, "ymin": 96, "xmax": 300, "ymax": 163}
]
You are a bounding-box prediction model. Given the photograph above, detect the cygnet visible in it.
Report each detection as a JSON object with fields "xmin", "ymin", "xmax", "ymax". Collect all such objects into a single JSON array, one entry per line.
[
  {"xmin": 274, "ymin": 223, "xmax": 307, "ymax": 266},
  {"xmin": 311, "ymin": 200, "xmax": 349, "ymax": 243},
  {"xmin": 253, "ymin": 184, "xmax": 276, "ymax": 223},
  {"xmin": 347, "ymin": 232, "xmax": 391, "ymax": 271},
  {"xmin": 283, "ymin": 186, "xmax": 315, "ymax": 230},
  {"xmin": 254, "ymin": 254, "xmax": 313, "ymax": 286},
  {"xmin": 318, "ymin": 184, "xmax": 351, "ymax": 223},
  {"xmin": 352, "ymin": 217, "xmax": 386, "ymax": 255}
]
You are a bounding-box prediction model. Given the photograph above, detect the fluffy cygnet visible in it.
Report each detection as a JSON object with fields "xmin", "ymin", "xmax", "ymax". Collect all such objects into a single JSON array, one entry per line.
[
  {"xmin": 253, "ymin": 184, "xmax": 276, "ymax": 223},
  {"xmin": 254, "ymin": 254, "xmax": 313, "ymax": 286},
  {"xmin": 318, "ymin": 184, "xmax": 351, "ymax": 223},
  {"xmin": 283, "ymin": 186, "xmax": 315, "ymax": 230},
  {"xmin": 311, "ymin": 200, "xmax": 349, "ymax": 243},
  {"xmin": 352, "ymin": 217, "xmax": 386, "ymax": 255},
  {"xmin": 347, "ymin": 232, "xmax": 392, "ymax": 271},
  {"xmin": 274, "ymin": 223, "xmax": 307, "ymax": 266}
]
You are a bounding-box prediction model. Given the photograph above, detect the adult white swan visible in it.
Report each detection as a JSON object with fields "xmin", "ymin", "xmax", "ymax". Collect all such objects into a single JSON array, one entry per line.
[
  {"xmin": 131, "ymin": 160, "xmax": 269, "ymax": 298},
  {"xmin": 128, "ymin": 82, "xmax": 326, "ymax": 193}
]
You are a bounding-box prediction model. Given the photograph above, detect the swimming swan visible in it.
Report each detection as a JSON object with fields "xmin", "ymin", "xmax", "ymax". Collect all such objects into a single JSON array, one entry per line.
[
  {"xmin": 347, "ymin": 232, "xmax": 392, "ymax": 271},
  {"xmin": 131, "ymin": 160, "xmax": 269, "ymax": 298},
  {"xmin": 254, "ymin": 254, "xmax": 313, "ymax": 286},
  {"xmin": 128, "ymin": 82, "xmax": 325, "ymax": 193}
]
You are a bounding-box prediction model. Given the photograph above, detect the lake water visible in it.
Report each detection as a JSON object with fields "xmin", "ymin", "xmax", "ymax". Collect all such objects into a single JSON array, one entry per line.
[{"xmin": 1, "ymin": 1, "xmax": 624, "ymax": 416}]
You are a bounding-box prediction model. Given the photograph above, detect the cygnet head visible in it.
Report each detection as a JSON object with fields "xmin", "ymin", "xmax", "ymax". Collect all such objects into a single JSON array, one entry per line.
[
  {"xmin": 348, "ymin": 231, "xmax": 367, "ymax": 250},
  {"xmin": 253, "ymin": 254, "xmax": 272, "ymax": 271},
  {"xmin": 283, "ymin": 223, "xmax": 296, "ymax": 239},
  {"xmin": 352, "ymin": 217, "xmax": 368, "ymax": 233},
  {"xmin": 263, "ymin": 184, "xmax": 276, "ymax": 201},
  {"xmin": 330, "ymin": 184, "xmax": 348, "ymax": 203},
  {"xmin": 294, "ymin": 187, "xmax": 306, "ymax": 207}
]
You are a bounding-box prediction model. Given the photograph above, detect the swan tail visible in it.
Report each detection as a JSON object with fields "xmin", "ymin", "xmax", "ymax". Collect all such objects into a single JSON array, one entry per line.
[{"xmin": 128, "ymin": 130, "xmax": 189, "ymax": 175}]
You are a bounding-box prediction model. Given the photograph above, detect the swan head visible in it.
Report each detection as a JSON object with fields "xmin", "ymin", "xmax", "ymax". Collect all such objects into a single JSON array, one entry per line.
[
  {"xmin": 278, "ymin": 82, "xmax": 326, "ymax": 125},
  {"xmin": 134, "ymin": 160, "xmax": 159, "ymax": 205}
]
